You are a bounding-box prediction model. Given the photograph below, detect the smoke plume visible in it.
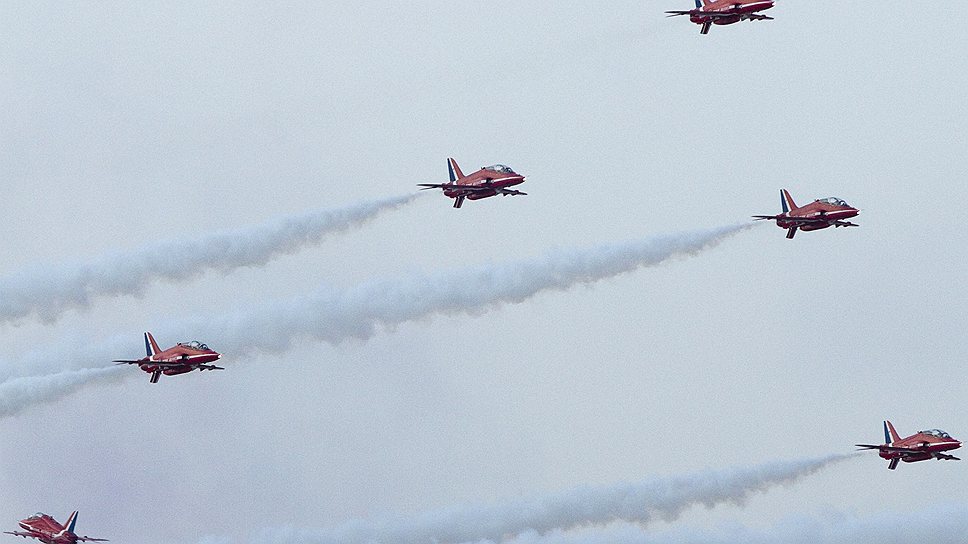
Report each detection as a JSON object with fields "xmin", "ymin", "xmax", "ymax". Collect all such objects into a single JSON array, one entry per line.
[
  {"xmin": 464, "ymin": 502, "xmax": 968, "ymax": 544},
  {"xmin": 0, "ymin": 223, "xmax": 752, "ymax": 417},
  {"xmin": 0, "ymin": 194, "xmax": 417, "ymax": 324},
  {"xmin": 248, "ymin": 454, "xmax": 852, "ymax": 544},
  {"xmin": 0, "ymin": 365, "xmax": 128, "ymax": 418},
  {"xmin": 206, "ymin": 222, "xmax": 754, "ymax": 352}
]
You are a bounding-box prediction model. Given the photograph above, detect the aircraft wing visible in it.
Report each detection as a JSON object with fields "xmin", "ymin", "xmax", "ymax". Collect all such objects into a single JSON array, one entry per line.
[
  {"xmin": 751, "ymin": 215, "xmax": 827, "ymax": 225},
  {"xmin": 666, "ymin": 10, "xmax": 741, "ymax": 19},
  {"xmin": 75, "ymin": 538, "xmax": 109, "ymax": 542},
  {"xmin": 4, "ymin": 531, "xmax": 37, "ymax": 538},
  {"xmin": 114, "ymin": 359, "xmax": 187, "ymax": 367},
  {"xmin": 936, "ymin": 453, "xmax": 960, "ymax": 461},
  {"xmin": 196, "ymin": 364, "xmax": 224, "ymax": 371},
  {"xmin": 418, "ymin": 184, "xmax": 509, "ymax": 194},
  {"xmin": 855, "ymin": 444, "xmax": 931, "ymax": 453}
]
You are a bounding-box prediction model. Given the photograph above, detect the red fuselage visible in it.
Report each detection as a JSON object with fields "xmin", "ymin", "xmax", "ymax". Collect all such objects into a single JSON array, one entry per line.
[
  {"xmin": 690, "ymin": 0, "xmax": 774, "ymax": 25},
  {"xmin": 754, "ymin": 190, "xmax": 859, "ymax": 239},
  {"xmin": 419, "ymin": 159, "xmax": 527, "ymax": 208},
  {"xmin": 6, "ymin": 513, "xmax": 103, "ymax": 544},
  {"xmin": 775, "ymin": 200, "xmax": 859, "ymax": 232},
  {"xmin": 136, "ymin": 343, "xmax": 221, "ymax": 377},
  {"xmin": 442, "ymin": 166, "xmax": 526, "ymax": 201},
  {"xmin": 879, "ymin": 431, "xmax": 962, "ymax": 464},
  {"xmin": 15, "ymin": 515, "xmax": 69, "ymax": 544}
]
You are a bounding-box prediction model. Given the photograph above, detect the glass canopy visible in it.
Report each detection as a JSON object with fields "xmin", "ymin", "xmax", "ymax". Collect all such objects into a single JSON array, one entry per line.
[
  {"xmin": 483, "ymin": 164, "xmax": 515, "ymax": 174},
  {"xmin": 919, "ymin": 429, "xmax": 951, "ymax": 439},
  {"xmin": 816, "ymin": 197, "xmax": 849, "ymax": 206}
]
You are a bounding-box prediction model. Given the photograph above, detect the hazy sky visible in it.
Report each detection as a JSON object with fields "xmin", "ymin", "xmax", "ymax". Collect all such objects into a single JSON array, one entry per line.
[{"xmin": 2, "ymin": 1, "xmax": 967, "ymax": 543}]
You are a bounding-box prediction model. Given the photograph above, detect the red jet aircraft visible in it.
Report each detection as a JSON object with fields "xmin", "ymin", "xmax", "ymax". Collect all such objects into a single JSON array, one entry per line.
[
  {"xmin": 666, "ymin": 0, "xmax": 775, "ymax": 34},
  {"xmin": 114, "ymin": 332, "xmax": 223, "ymax": 383},
  {"xmin": 418, "ymin": 158, "xmax": 526, "ymax": 208},
  {"xmin": 753, "ymin": 189, "xmax": 859, "ymax": 239},
  {"xmin": 5, "ymin": 512, "xmax": 107, "ymax": 544},
  {"xmin": 856, "ymin": 420, "xmax": 962, "ymax": 470}
]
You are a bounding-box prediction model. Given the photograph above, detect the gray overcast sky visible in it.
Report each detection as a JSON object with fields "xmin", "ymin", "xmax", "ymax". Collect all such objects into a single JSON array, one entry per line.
[{"xmin": 2, "ymin": 1, "xmax": 967, "ymax": 542}]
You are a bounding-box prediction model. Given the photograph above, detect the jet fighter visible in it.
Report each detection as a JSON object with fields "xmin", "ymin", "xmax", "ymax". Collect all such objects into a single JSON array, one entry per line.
[
  {"xmin": 753, "ymin": 189, "xmax": 859, "ymax": 239},
  {"xmin": 418, "ymin": 158, "xmax": 526, "ymax": 208},
  {"xmin": 5, "ymin": 512, "xmax": 107, "ymax": 544},
  {"xmin": 666, "ymin": 0, "xmax": 775, "ymax": 34},
  {"xmin": 114, "ymin": 331, "xmax": 223, "ymax": 383},
  {"xmin": 856, "ymin": 420, "xmax": 962, "ymax": 470}
]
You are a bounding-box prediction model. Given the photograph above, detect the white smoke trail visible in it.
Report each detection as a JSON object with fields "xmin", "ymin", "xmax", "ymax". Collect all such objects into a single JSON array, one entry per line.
[
  {"xmin": 0, "ymin": 223, "xmax": 752, "ymax": 417},
  {"xmin": 0, "ymin": 365, "xmax": 127, "ymax": 419},
  {"xmin": 247, "ymin": 454, "xmax": 853, "ymax": 544},
  {"xmin": 0, "ymin": 193, "xmax": 418, "ymax": 325},
  {"xmin": 470, "ymin": 502, "xmax": 968, "ymax": 544},
  {"xmin": 206, "ymin": 222, "xmax": 755, "ymax": 353}
]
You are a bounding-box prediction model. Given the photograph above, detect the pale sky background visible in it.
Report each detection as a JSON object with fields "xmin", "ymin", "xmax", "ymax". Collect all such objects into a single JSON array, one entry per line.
[{"xmin": 2, "ymin": 1, "xmax": 967, "ymax": 543}]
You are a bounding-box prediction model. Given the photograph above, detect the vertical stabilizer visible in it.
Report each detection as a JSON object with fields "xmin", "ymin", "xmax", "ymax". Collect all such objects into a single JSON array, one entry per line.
[
  {"xmin": 780, "ymin": 189, "xmax": 798, "ymax": 213},
  {"xmin": 64, "ymin": 511, "xmax": 78, "ymax": 534},
  {"xmin": 884, "ymin": 420, "xmax": 901, "ymax": 444},
  {"xmin": 447, "ymin": 158, "xmax": 465, "ymax": 182},
  {"xmin": 144, "ymin": 332, "xmax": 160, "ymax": 358},
  {"xmin": 694, "ymin": 0, "xmax": 702, "ymax": 7}
]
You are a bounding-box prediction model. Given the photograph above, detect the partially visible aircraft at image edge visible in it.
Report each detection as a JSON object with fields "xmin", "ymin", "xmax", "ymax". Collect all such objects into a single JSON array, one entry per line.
[
  {"xmin": 666, "ymin": 0, "xmax": 775, "ymax": 34},
  {"xmin": 4, "ymin": 512, "xmax": 107, "ymax": 544},
  {"xmin": 113, "ymin": 331, "xmax": 223, "ymax": 383},
  {"xmin": 856, "ymin": 420, "xmax": 962, "ymax": 470},
  {"xmin": 418, "ymin": 158, "xmax": 526, "ymax": 208},
  {"xmin": 753, "ymin": 189, "xmax": 859, "ymax": 239}
]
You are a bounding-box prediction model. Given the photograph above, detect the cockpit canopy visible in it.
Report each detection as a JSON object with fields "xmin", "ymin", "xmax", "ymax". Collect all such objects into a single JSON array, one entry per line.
[
  {"xmin": 483, "ymin": 164, "xmax": 516, "ymax": 174},
  {"xmin": 919, "ymin": 429, "xmax": 952, "ymax": 439},
  {"xmin": 816, "ymin": 197, "xmax": 849, "ymax": 207},
  {"xmin": 179, "ymin": 340, "xmax": 210, "ymax": 350}
]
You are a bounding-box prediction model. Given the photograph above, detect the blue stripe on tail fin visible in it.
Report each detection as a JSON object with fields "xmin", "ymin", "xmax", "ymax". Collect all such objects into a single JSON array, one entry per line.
[
  {"xmin": 884, "ymin": 421, "xmax": 892, "ymax": 444},
  {"xmin": 65, "ymin": 512, "xmax": 77, "ymax": 533},
  {"xmin": 144, "ymin": 334, "xmax": 153, "ymax": 357},
  {"xmin": 780, "ymin": 189, "xmax": 798, "ymax": 213},
  {"xmin": 447, "ymin": 158, "xmax": 464, "ymax": 182},
  {"xmin": 694, "ymin": 0, "xmax": 701, "ymax": 7}
]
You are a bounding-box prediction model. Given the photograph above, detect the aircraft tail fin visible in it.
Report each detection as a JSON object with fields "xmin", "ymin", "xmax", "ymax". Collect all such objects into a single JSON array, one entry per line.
[
  {"xmin": 884, "ymin": 420, "xmax": 901, "ymax": 445},
  {"xmin": 780, "ymin": 189, "xmax": 798, "ymax": 213},
  {"xmin": 144, "ymin": 332, "xmax": 160, "ymax": 358},
  {"xmin": 694, "ymin": 0, "xmax": 702, "ymax": 7},
  {"xmin": 63, "ymin": 511, "xmax": 78, "ymax": 534},
  {"xmin": 447, "ymin": 158, "xmax": 464, "ymax": 182}
]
